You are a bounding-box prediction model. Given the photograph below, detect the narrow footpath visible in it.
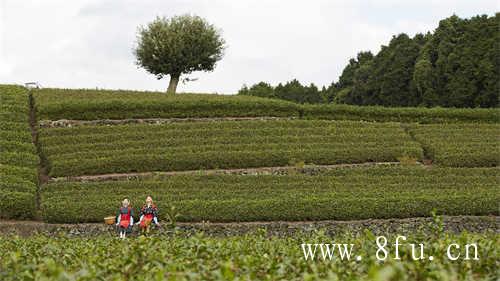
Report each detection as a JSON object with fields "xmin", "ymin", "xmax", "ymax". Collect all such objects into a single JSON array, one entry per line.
[{"xmin": 28, "ymin": 91, "xmax": 49, "ymax": 219}]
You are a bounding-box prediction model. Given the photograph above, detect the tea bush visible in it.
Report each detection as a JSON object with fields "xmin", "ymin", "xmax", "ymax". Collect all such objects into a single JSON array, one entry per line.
[
  {"xmin": 0, "ymin": 85, "xmax": 38, "ymax": 219},
  {"xmin": 41, "ymin": 166, "xmax": 499, "ymax": 223},
  {"xmin": 0, "ymin": 230, "xmax": 497, "ymax": 280},
  {"xmin": 302, "ymin": 103, "xmax": 499, "ymax": 123},
  {"xmin": 39, "ymin": 120, "xmax": 423, "ymax": 177},
  {"xmin": 410, "ymin": 123, "xmax": 500, "ymax": 167},
  {"xmin": 33, "ymin": 88, "xmax": 499, "ymax": 123},
  {"xmin": 33, "ymin": 88, "xmax": 301, "ymax": 120}
]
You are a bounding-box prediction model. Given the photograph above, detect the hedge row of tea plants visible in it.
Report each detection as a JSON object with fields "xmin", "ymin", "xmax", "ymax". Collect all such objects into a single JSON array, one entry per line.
[
  {"xmin": 0, "ymin": 230, "xmax": 498, "ymax": 280},
  {"xmin": 33, "ymin": 88, "xmax": 499, "ymax": 123},
  {"xmin": 33, "ymin": 88, "xmax": 301, "ymax": 120},
  {"xmin": 40, "ymin": 166, "xmax": 499, "ymax": 223},
  {"xmin": 0, "ymin": 85, "xmax": 38, "ymax": 219},
  {"xmin": 410, "ymin": 123, "xmax": 500, "ymax": 167},
  {"xmin": 39, "ymin": 120, "xmax": 423, "ymax": 177},
  {"xmin": 302, "ymin": 103, "xmax": 499, "ymax": 123}
]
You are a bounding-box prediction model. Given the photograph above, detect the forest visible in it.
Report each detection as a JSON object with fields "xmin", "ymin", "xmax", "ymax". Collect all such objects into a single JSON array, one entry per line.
[{"xmin": 239, "ymin": 14, "xmax": 499, "ymax": 108}]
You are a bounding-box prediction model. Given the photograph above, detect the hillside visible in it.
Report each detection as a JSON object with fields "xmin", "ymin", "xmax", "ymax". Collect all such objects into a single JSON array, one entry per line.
[
  {"xmin": 1, "ymin": 84, "xmax": 499, "ymax": 280},
  {"xmin": 2, "ymin": 3, "xmax": 499, "ymax": 279},
  {"xmin": 34, "ymin": 88, "xmax": 498, "ymax": 123},
  {"xmin": 0, "ymin": 85, "xmax": 498, "ymax": 224}
]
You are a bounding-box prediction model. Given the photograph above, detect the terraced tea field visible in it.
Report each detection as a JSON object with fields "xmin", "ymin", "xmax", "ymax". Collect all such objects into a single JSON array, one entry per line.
[
  {"xmin": 33, "ymin": 88, "xmax": 301, "ymax": 120},
  {"xmin": 41, "ymin": 166, "xmax": 499, "ymax": 223},
  {"xmin": 0, "ymin": 85, "xmax": 38, "ymax": 219},
  {"xmin": 33, "ymin": 88, "xmax": 498, "ymax": 123},
  {"xmin": 0, "ymin": 86, "xmax": 498, "ymax": 223},
  {"xmin": 411, "ymin": 123, "xmax": 500, "ymax": 167},
  {"xmin": 40, "ymin": 120, "xmax": 423, "ymax": 177},
  {"xmin": 0, "ymin": 85, "xmax": 499, "ymax": 280}
]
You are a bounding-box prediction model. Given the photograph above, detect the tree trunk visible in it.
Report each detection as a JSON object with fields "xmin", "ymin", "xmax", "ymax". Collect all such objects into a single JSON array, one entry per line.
[{"xmin": 167, "ymin": 74, "xmax": 180, "ymax": 95}]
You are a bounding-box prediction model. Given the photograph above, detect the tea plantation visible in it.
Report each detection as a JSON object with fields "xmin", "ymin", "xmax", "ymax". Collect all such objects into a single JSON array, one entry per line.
[
  {"xmin": 0, "ymin": 85, "xmax": 498, "ymax": 280},
  {"xmin": 0, "ymin": 85, "xmax": 498, "ymax": 221},
  {"xmin": 41, "ymin": 166, "xmax": 498, "ymax": 223},
  {"xmin": 0, "ymin": 85, "xmax": 38, "ymax": 219},
  {"xmin": 0, "ymin": 230, "xmax": 498, "ymax": 280},
  {"xmin": 40, "ymin": 120, "xmax": 423, "ymax": 177}
]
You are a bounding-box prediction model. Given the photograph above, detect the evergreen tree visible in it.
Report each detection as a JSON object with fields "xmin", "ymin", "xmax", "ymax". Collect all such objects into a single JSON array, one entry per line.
[
  {"xmin": 334, "ymin": 51, "xmax": 374, "ymax": 104},
  {"xmin": 275, "ymin": 79, "xmax": 322, "ymax": 104},
  {"xmin": 237, "ymin": 82, "xmax": 275, "ymax": 98},
  {"xmin": 342, "ymin": 34, "xmax": 426, "ymax": 106},
  {"xmin": 414, "ymin": 13, "xmax": 499, "ymax": 107},
  {"xmin": 237, "ymin": 14, "xmax": 498, "ymax": 108}
]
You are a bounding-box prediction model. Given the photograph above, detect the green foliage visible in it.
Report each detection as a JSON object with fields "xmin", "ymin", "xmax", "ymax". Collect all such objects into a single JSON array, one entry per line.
[
  {"xmin": 0, "ymin": 164, "xmax": 38, "ymax": 184},
  {"xmin": 275, "ymin": 80, "xmax": 323, "ymax": 104},
  {"xmin": 39, "ymin": 120, "xmax": 422, "ymax": 177},
  {"xmin": 0, "ymin": 175, "xmax": 37, "ymax": 193},
  {"xmin": 337, "ymin": 51, "xmax": 374, "ymax": 90},
  {"xmin": 238, "ymin": 79, "xmax": 323, "ymax": 104},
  {"xmin": 335, "ymin": 33, "xmax": 428, "ymax": 107},
  {"xmin": 238, "ymin": 82, "xmax": 275, "ymax": 98},
  {"xmin": 0, "ymin": 230, "xmax": 497, "ymax": 280},
  {"xmin": 134, "ymin": 15, "xmax": 225, "ymax": 94},
  {"xmin": 33, "ymin": 88, "xmax": 499, "ymax": 123},
  {"xmin": 414, "ymin": 14, "xmax": 499, "ymax": 107},
  {"xmin": 410, "ymin": 123, "xmax": 500, "ymax": 167},
  {"xmin": 302, "ymin": 103, "xmax": 499, "ymax": 123},
  {"xmin": 0, "ymin": 85, "xmax": 38, "ymax": 219},
  {"xmin": 164, "ymin": 205, "xmax": 180, "ymax": 228},
  {"xmin": 40, "ymin": 166, "xmax": 498, "ymax": 223},
  {"xmin": 33, "ymin": 88, "xmax": 300, "ymax": 120},
  {"xmin": 334, "ymin": 14, "xmax": 499, "ymax": 108},
  {"xmin": 0, "ymin": 191, "xmax": 36, "ymax": 219},
  {"xmin": 243, "ymin": 14, "xmax": 497, "ymax": 108}
]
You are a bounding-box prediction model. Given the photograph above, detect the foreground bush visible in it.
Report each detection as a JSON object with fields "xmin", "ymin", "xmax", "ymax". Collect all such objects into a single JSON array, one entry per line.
[
  {"xmin": 0, "ymin": 85, "xmax": 37, "ymax": 219},
  {"xmin": 41, "ymin": 166, "xmax": 499, "ymax": 223},
  {"xmin": 39, "ymin": 120, "xmax": 422, "ymax": 177},
  {"xmin": 0, "ymin": 230, "xmax": 497, "ymax": 280}
]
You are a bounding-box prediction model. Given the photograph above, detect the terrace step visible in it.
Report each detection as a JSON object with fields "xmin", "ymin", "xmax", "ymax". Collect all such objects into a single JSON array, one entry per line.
[{"xmin": 48, "ymin": 161, "xmax": 404, "ymax": 183}]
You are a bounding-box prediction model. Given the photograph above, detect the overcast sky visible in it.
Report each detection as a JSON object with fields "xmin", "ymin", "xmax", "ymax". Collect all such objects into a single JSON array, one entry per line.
[{"xmin": 0, "ymin": 1, "xmax": 497, "ymax": 94}]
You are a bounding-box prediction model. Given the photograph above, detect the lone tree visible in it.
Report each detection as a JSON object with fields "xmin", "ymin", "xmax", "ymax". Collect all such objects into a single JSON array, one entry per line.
[{"xmin": 134, "ymin": 15, "xmax": 225, "ymax": 94}]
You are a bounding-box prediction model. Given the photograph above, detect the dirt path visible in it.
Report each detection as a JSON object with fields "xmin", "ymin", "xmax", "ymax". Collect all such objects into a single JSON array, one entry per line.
[
  {"xmin": 0, "ymin": 216, "xmax": 497, "ymax": 237},
  {"xmin": 48, "ymin": 161, "xmax": 404, "ymax": 183},
  {"xmin": 28, "ymin": 91, "xmax": 50, "ymax": 219}
]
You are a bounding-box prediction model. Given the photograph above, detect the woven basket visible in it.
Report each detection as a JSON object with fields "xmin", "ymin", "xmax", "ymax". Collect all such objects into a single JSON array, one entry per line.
[{"xmin": 104, "ymin": 216, "xmax": 115, "ymax": 225}]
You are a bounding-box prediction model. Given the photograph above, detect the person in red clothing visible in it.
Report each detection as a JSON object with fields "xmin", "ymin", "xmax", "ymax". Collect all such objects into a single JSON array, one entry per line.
[
  {"xmin": 138, "ymin": 196, "xmax": 160, "ymax": 234},
  {"xmin": 116, "ymin": 198, "xmax": 134, "ymax": 238}
]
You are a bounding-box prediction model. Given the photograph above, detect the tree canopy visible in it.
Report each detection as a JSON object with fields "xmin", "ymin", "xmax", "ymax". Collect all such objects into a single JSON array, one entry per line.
[
  {"xmin": 330, "ymin": 13, "xmax": 499, "ymax": 108},
  {"xmin": 134, "ymin": 15, "xmax": 225, "ymax": 94},
  {"xmin": 239, "ymin": 13, "xmax": 498, "ymax": 108},
  {"xmin": 238, "ymin": 79, "xmax": 324, "ymax": 104}
]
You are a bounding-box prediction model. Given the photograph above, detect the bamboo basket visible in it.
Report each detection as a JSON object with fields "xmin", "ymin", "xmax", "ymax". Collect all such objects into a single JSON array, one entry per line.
[{"xmin": 104, "ymin": 216, "xmax": 115, "ymax": 225}]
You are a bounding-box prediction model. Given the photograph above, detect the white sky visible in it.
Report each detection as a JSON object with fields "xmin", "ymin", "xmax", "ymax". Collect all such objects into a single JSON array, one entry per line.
[{"xmin": 0, "ymin": 0, "xmax": 497, "ymax": 94}]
